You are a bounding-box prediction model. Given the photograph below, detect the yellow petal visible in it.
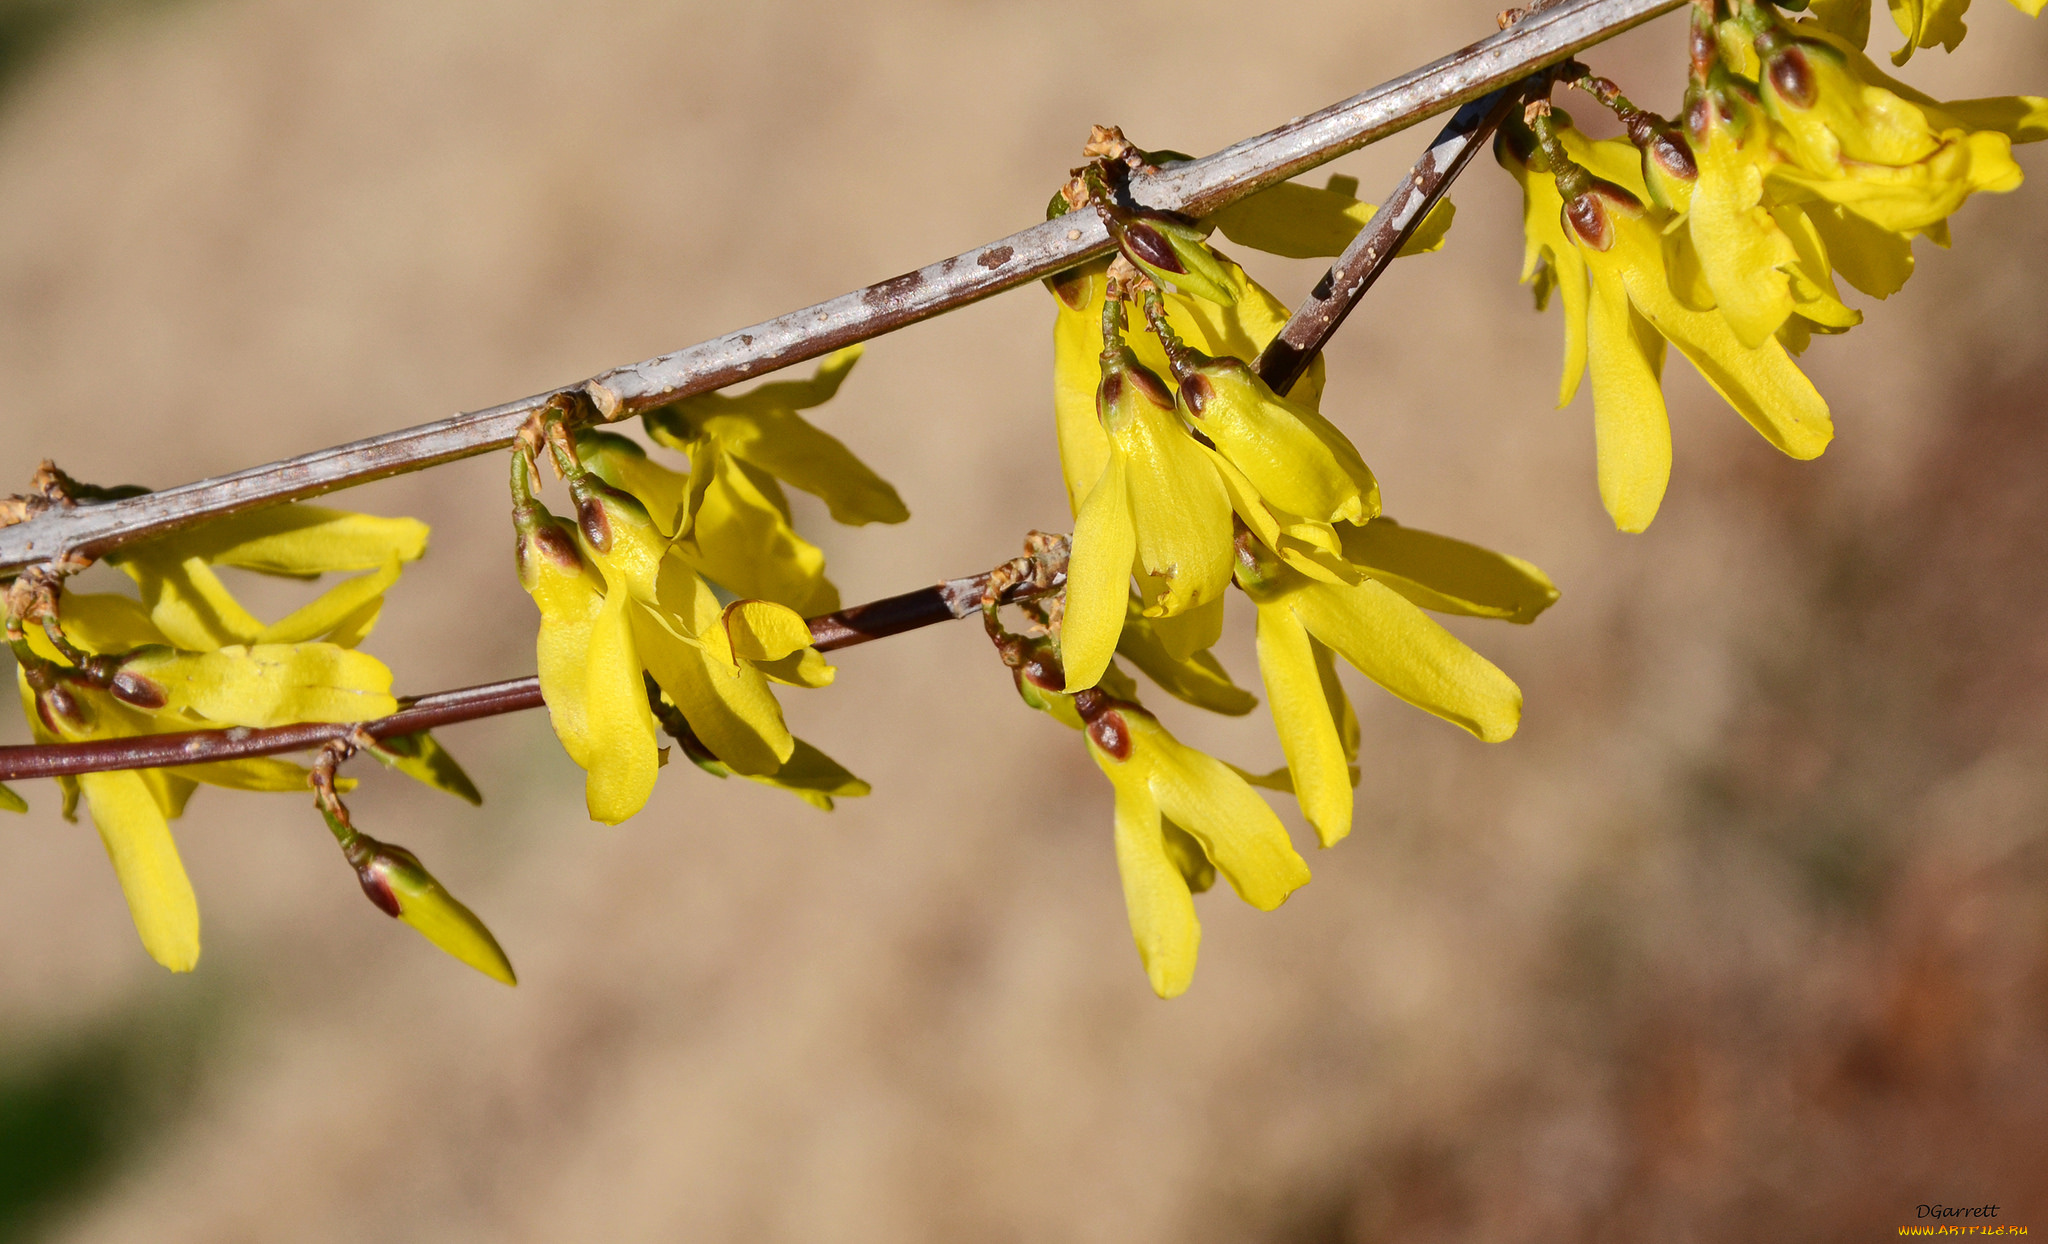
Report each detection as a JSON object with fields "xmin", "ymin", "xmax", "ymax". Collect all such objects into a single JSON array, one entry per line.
[
  {"xmin": 134, "ymin": 505, "xmax": 428, "ymax": 577},
  {"xmin": 360, "ymin": 731, "xmax": 484, "ymax": 806},
  {"xmin": 1142, "ymin": 595, "xmax": 1225, "ymax": 663},
  {"xmin": 722, "ymin": 599, "xmax": 816, "ymax": 663},
  {"xmin": 43, "ymin": 592, "xmax": 167, "ymax": 655},
  {"xmin": 1692, "ymin": 122, "xmax": 1801, "ymax": 348},
  {"xmin": 118, "ymin": 555, "xmax": 265, "ymax": 650},
  {"xmin": 257, "ymin": 558, "xmax": 402, "ymax": 645},
  {"xmin": 634, "ymin": 606, "xmax": 793, "ymax": 777},
  {"xmin": 1583, "ymin": 249, "xmax": 1673, "ymax": 533},
  {"xmin": 1611, "ymin": 218, "xmax": 1835, "ymax": 464},
  {"xmin": 581, "ymin": 588, "xmax": 662, "ymax": 823},
  {"xmin": 1105, "ymin": 776, "xmax": 1199, "ymax": 999},
  {"xmin": 1062, "ymin": 454, "xmax": 1137, "ymax": 692},
  {"xmin": 1122, "ymin": 404, "xmax": 1233, "ymax": 619},
  {"xmin": 1116, "ymin": 606, "xmax": 1257, "ymax": 716},
  {"xmin": 120, "ymin": 643, "xmax": 397, "ymax": 727},
  {"xmin": 1940, "ymin": 95, "xmax": 2048, "ymax": 143},
  {"xmin": 723, "ymin": 736, "xmax": 871, "ymax": 810},
  {"xmin": 1338, "ymin": 518, "xmax": 1560, "ymax": 623},
  {"xmin": 170, "ymin": 756, "xmax": 321, "ymax": 792},
  {"xmin": 1256, "ymin": 602, "xmax": 1352, "ymax": 847},
  {"xmin": 1053, "ymin": 278, "xmax": 1114, "ymax": 514},
  {"xmin": 1292, "ymin": 579, "xmax": 1523, "ymax": 742},
  {"xmin": 1131, "ymin": 712, "xmax": 1310, "ymax": 911},
  {"xmin": 680, "ymin": 450, "xmax": 840, "ymax": 615},
  {"xmin": 79, "ymin": 769, "xmax": 200, "ymax": 972},
  {"xmin": 1803, "ymin": 199, "xmax": 1916, "ymax": 297}
]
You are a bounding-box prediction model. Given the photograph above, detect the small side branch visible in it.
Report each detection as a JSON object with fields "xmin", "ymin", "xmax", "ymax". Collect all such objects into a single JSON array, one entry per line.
[
  {"xmin": 0, "ymin": 563, "xmax": 1064, "ymax": 782},
  {"xmin": 1254, "ymin": 83, "xmax": 1532, "ymax": 395}
]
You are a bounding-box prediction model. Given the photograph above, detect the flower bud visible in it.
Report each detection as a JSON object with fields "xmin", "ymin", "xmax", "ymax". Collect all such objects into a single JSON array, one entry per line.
[
  {"xmin": 1107, "ymin": 212, "xmax": 1238, "ymax": 306},
  {"xmin": 1167, "ymin": 349, "xmax": 1377, "ymax": 527},
  {"xmin": 337, "ymin": 819, "xmax": 516, "ymax": 986},
  {"xmin": 1096, "ymin": 341, "xmax": 1178, "ymax": 438}
]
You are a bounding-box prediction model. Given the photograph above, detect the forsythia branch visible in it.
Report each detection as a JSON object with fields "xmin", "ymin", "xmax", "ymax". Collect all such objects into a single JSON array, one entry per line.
[{"xmin": 0, "ymin": 0, "xmax": 1685, "ymax": 577}]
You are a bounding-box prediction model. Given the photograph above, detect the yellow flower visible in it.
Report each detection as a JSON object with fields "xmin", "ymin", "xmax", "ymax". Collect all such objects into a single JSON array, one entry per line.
[
  {"xmin": 10, "ymin": 503, "xmax": 458, "ymax": 972},
  {"xmin": 642, "ymin": 345, "xmax": 908, "ymax": 527},
  {"xmin": 1233, "ymin": 526, "xmax": 1533, "ymax": 847},
  {"xmin": 512, "ymin": 450, "xmax": 831, "ymax": 824},
  {"xmin": 1686, "ymin": 83, "xmax": 1864, "ymax": 348},
  {"xmin": 579, "ymin": 429, "xmax": 839, "ymax": 616},
  {"xmin": 329, "ymin": 812, "xmax": 516, "ymax": 986},
  {"xmin": 1755, "ymin": 26, "xmax": 2034, "ymax": 235},
  {"xmin": 1504, "ymin": 113, "xmax": 1833, "ymax": 531},
  {"xmin": 1060, "ymin": 301, "xmax": 1234, "ymax": 692},
  {"xmin": 1006, "ymin": 637, "xmax": 1308, "ymax": 998},
  {"xmin": 1050, "ymin": 252, "xmax": 1330, "ymax": 516}
]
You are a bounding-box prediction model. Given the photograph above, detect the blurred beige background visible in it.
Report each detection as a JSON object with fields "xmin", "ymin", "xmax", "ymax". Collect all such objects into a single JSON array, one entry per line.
[{"xmin": 2, "ymin": 0, "xmax": 2047, "ymax": 1239}]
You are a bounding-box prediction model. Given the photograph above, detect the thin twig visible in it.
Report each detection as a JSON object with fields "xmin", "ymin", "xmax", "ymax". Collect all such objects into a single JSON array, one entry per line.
[
  {"xmin": 0, "ymin": 565, "xmax": 1064, "ymax": 782},
  {"xmin": 1253, "ymin": 83, "xmax": 1532, "ymax": 395},
  {"xmin": 0, "ymin": 0, "xmax": 1685, "ymax": 577}
]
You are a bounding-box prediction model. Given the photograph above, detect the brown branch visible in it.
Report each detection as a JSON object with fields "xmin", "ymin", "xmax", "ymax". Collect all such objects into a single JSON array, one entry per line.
[
  {"xmin": 1253, "ymin": 82, "xmax": 1532, "ymax": 395},
  {"xmin": 0, "ymin": 565, "xmax": 1063, "ymax": 782},
  {"xmin": 0, "ymin": 0, "xmax": 1686, "ymax": 577}
]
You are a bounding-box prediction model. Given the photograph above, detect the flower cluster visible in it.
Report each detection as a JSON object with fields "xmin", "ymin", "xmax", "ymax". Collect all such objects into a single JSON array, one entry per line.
[
  {"xmin": 1021, "ymin": 153, "xmax": 1560, "ymax": 995},
  {"xmin": 6, "ymin": 505, "xmax": 474, "ymax": 971},
  {"xmin": 512, "ymin": 349, "xmax": 901, "ymax": 825},
  {"xmin": 1499, "ymin": 0, "xmax": 2043, "ymax": 531}
]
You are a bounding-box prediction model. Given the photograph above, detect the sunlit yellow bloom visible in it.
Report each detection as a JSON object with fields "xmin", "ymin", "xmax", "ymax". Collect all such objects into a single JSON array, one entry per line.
[
  {"xmin": 1050, "ymin": 253, "xmax": 1328, "ymax": 515},
  {"xmin": 1504, "ymin": 114, "xmax": 1833, "ymax": 531},
  {"xmin": 1756, "ymin": 27, "xmax": 2033, "ymax": 235},
  {"xmin": 643, "ymin": 345, "xmax": 908, "ymax": 527},
  {"xmin": 1233, "ymin": 528, "xmax": 1531, "ymax": 847},
  {"xmin": 330, "ymin": 813, "xmax": 516, "ymax": 986},
  {"xmin": 1007, "ymin": 638, "xmax": 1308, "ymax": 998},
  {"xmin": 11, "ymin": 504, "xmax": 460, "ymax": 972},
  {"xmin": 1685, "ymin": 85, "xmax": 1863, "ymax": 349},
  {"xmin": 1061, "ymin": 314, "xmax": 1234, "ymax": 692},
  {"xmin": 579, "ymin": 430, "xmax": 838, "ymax": 616},
  {"xmin": 513, "ymin": 452, "xmax": 830, "ymax": 824}
]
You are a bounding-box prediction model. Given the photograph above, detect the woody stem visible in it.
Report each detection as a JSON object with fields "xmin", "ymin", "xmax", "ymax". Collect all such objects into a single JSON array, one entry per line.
[{"xmin": 0, "ymin": 0, "xmax": 1689, "ymax": 576}]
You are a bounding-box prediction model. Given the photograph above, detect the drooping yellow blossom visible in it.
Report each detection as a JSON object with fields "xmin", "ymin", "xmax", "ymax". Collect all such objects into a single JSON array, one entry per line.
[
  {"xmin": 512, "ymin": 449, "xmax": 834, "ymax": 824},
  {"xmin": 1755, "ymin": 26, "xmax": 2037, "ymax": 235},
  {"xmin": 1061, "ymin": 300, "xmax": 1235, "ymax": 692},
  {"xmin": 1049, "ymin": 252, "xmax": 1328, "ymax": 516},
  {"xmin": 324, "ymin": 808, "xmax": 516, "ymax": 986},
  {"xmin": 642, "ymin": 345, "xmax": 908, "ymax": 527},
  {"xmin": 1502, "ymin": 111, "xmax": 1833, "ymax": 531},
  {"xmin": 578, "ymin": 430, "xmax": 839, "ymax": 616},
  {"xmin": 9, "ymin": 503, "xmax": 463, "ymax": 972},
  {"xmin": 1233, "ymin": 527, "xmax": 1534, "ymax": 847},
  {"xmin": 1006, "ymin": 635, "xmax": 1308, "ymax": 998},
  {"xmin": 1686, "ymin": 83, "xmax": 1865, "ymax": 349}
]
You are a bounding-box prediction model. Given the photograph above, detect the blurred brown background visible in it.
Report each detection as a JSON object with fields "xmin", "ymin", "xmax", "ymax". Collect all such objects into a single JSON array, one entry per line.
[{"xmin": 2, "ymin": 0, "xmax": 2046, "ymax": 1239}]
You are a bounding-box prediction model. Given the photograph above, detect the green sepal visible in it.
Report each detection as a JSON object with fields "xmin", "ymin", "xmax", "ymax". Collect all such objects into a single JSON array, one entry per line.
[
  {"xmin": 361, "ymin": 731, "xmax": 484, "ymax": 806},
  {"xmin": 0, "ymin": 782, "xmax": 25, "ymax": 814}
]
